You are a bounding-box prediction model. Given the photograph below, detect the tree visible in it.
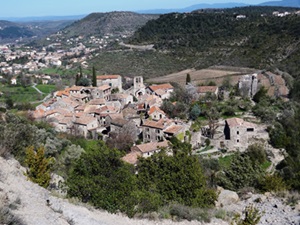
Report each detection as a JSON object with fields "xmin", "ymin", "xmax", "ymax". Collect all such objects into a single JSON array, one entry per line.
[
  {"xmin": 25, "ymin": 146, "xmax": 54, "ymax": 188},
  {"xmin": 92, "ymin": 66, "xmax": 97, "ymax": 87},
  {"xmin": 75, "ymin": 74, "xmax": 79, "ymax": 86},
  {"xmin": 245, "ymin": 144, "xmax": 267, "ymax": 165},
  {"xmin": 232, "ymin": 204, "xmax": 263, "ymax": 225},
  {"xmin": 205, "ymin": 106, "xmax": 220, "ymax": 139},
  {"xmin": 189, "ymin": 104, "xmax": 201, "ymax": 120},
  {"xmin": 79, "ymin": 65, "xmax": 83, "ymax": 78},
  {"xmin": 216, "ymin": 153, "xmax": 264, "ymax": 191},
  {"xmin": 77, "ymin": 77, "xmax": 90, "ymax": 87},
  {"xmin": 5, "ymin": 97, "xmax": 14, "ymax": 109},
  {"xmin": 186, "ymin": 73, "xmax": 191, "ymax": 84},
  {"xmin": 67, "ymin": 143, "xmax": 137, "ymax": 215},
  {"xmin": 137, "ymin": 139, "xmax": 217, "ymax": 208},
  {"xmin": 106, "ymin": 122, "xmax": 137, "ymax": 152},
  {"xmin": 253, "ymin": 86, "xmax": 267, "ymax": 103}
]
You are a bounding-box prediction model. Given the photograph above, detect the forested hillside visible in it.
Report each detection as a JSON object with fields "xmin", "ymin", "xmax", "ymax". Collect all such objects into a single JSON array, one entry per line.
[
  {"xmin": 62, "ymin": 11, "xmax": 158, "ymax": 38},
  {"xmin": 129, "ymin": 6, "xmax": 300, "ymax": 78}
]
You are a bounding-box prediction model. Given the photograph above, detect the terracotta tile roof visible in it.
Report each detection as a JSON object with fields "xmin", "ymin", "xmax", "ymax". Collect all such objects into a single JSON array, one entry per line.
[
  {"xmin": 58, "ymin": 117, "xmax": 73, "ymax": 125},
  {"xmin": 226, "ymin": 117, "xmax": 256, "ymax": 128},
  {"xmin": 75, "ymin": 112, "xmax": 84, "ymax": 118},
  {"xmin": 163, "ymin": 125, "xmax": 184, "ymax": 134},
  {"xmin": 84, "ymin": 105, "xmax": 99, "ymax": 113},
  {"xmin": 108, "ymin": 113, "xmax": 124, "ymax": 120},
  {"xmin": 111, "ymin": 93, "xmax": 131, "ymax": 99},
  {"xmin": 97, "ymin": 75, "xmax": 120, "ymax": 80},
  {"xmin": 59, "ymin": 98, "xmax": 80, "ymax": 108},
  {"xmin": 71, "ymin": 93, "xmax": 88, "ymax": 99},
  {"xmin": 111, "ymin": 118, "xmax": 128, "ymax": 127},
  {"xmin": 42, "ymin": 98, "xmax": 56, "ymax": 107},
  {"xmin": 32, "ymin": 108, "xmax": 45, "ymax": 119},
  {"xmin": 75, "ymin": 116, "xmax": 97, "ymax": 126},
  {"xmin": 148, "ymin": 106, "xmax": 165, "ymax": 116},
  {"xmin": 149, "ymin": 83, "xmax": 173, "ymax": 91},
  {"xmin": 75, "ymin": 105, "xmax": 86, "ymax": 111},
  {"xmin": 56, "ymin": 87, "xmax": 71, "ymax": 97},
  {"xmin": 131, "ymin": 141, "xmax": 169, "ymax": 154},
  {"xmin": 279, "ymin": 86, "xmax": 289, "ymax": 96},
  {"xmin": 45, "ymin": 108, "xmax": 70, "ymax": 117},
  {"xmin": 137, "ymin": 103, "xmax": 145, "ymax": 110},
  {"xmin": 274, "ymin": 76, "xmax": 285, "ymax": 86},
  {"xmin": 197, "ymin": 86, "xmax": 218, "ymax": 93},
  {"xmin": 69, "ymin": 86, "xmax": 84, "ymax": 91},
  {"xmin": 142, "ymin": 118, "xmax": 172, "ymax": 129},
  {"xmin": 99, "ymin": 105, "xmax": 117, "ymax": 113},
  {"xmin": 122, "ymin": 151, "xmax": 141, "ymax": 165},
  {"xmin": 155, "ymin": 89, "xmax": 166, "ymax": 96},
  {"xmin": 88, "ymin": 98, "xmax": 106, "ymax": 105},
  {"xmin": 98, "ymin": 85, "xmax": 111, "ymax": 91}
]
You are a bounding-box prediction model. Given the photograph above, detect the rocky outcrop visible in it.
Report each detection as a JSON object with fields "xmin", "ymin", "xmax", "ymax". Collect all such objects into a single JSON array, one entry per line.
[{"xmin": 217, "ymin": 189, "xmax": 240, "ymax": 207}]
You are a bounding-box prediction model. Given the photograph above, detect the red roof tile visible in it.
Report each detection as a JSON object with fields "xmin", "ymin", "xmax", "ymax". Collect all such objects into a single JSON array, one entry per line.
[
  {"xmin": 97, "ymin": 75, "xmax": 120, "ymax": 80},
  {"xmin": 197, "ymin": 86, "xmax": 218, "ymax": 93},
  {"xmin": 149, "ymin": 83, "xmax": 173, "ymax": 91},
  {"xmin": 131, "ymin": 141, "xmax": 169, "ymax": 154}
]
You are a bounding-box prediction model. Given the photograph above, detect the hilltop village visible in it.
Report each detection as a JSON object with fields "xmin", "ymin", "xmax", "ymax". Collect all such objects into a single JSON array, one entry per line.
[{"xmin": 30, "ymin": 70, "xmax": 288, "ymax": 165}]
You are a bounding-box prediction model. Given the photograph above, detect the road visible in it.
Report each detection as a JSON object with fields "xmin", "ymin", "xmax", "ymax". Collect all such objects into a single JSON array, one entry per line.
[{"xmin": 31, "ymin": 83, "xmax": 52, "ymax": 104}]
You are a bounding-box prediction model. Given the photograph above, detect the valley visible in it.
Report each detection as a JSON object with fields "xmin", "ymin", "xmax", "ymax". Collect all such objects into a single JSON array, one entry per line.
[{"xmin": 0, "ymin": 4, "xmax": 300, "ymax": 225}]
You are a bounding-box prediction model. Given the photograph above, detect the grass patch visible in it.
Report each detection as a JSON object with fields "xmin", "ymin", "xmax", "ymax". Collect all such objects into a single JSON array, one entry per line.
[
  {"xmin": 261, "ymin": 161, "xmax": 272, "ymax": 171},
  {"xmin": 219, "ymin": 154, "xmax": 234, "ymax": 168},
  {"xmin": 0, "ymin": 86, "xmax": 45, "ymax": 103},
  {"xmin": 35, "ymin": 84, "xmax": 56, "ymax": 94}
]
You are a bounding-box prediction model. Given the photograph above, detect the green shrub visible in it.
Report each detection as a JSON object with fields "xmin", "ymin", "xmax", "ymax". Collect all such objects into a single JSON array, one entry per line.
[
  {"xmin": 169, "ymin": 204, "xmax": 212, "ymax": 222},
  {"xmin": 25, "ymin": 146, "xmax": 54, "ymax": 188},
  {"xmin": 231, "ymin": 204, "xmax": 263, "ymax": 225},
  {"xmin": 216, "ymin": 153, "xmax": 264, "ymax": 191},
  {"xmin": 260, "ymin": 174, "xmax": 287, "ymax": 192}
]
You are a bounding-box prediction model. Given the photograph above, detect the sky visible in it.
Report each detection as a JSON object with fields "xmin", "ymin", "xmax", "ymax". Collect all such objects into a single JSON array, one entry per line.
[{"xmin": 1, "ymin": 0, "xmax": 269, "ymax": 18}]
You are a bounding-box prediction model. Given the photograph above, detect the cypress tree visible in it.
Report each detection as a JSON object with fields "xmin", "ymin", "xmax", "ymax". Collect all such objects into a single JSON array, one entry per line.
[
  {"xmin": 186, "ymin": 73, "xmax": 191, "ymax": 84},
  {"xmin": 92, "ymin": 66, "xmax": 97, "ymax": 87}
]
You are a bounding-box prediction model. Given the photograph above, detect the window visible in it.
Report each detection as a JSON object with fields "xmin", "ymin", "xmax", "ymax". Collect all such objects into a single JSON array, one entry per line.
[
  {"xmin": 237, "ymin": 131, "xmax": 239, "ymax": 135},
  {"xmin": 237, "ymin": 139, "xmax": 239, "ymax": 143},
  {"xmin": 247, "ymin": 128, "xmax": 254, "ymax": 132}
]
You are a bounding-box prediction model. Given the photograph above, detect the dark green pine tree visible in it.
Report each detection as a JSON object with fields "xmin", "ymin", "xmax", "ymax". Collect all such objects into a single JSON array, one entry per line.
[
  {"xmin": 92, "ymin": 66, "xmax": 97, "ymax": 87},
  {"xmin": 75, "ymin": 74, "xmax": 79, "ymax": 86},
  {"xmin": 79, "ymin": 65, "xmax": 83, "ymax": 78},
  {"xmin": 186, "ymin": 73, "xmax": 191, "ymax": 84}
]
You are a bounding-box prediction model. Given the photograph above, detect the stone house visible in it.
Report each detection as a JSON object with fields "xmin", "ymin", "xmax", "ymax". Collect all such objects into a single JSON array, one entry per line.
[
  {"xmin": 132, "ymin": 141, "xmax": 169, "ymax": 158},
  {"xmin": 122, "ymin": 141, "xmax": 169, "ymax": 165},
  {"xmin": 96, "ymin": 75, "xmax": 122, "ymax": 92},
  {"xmin": 110, "ymin": 93, "xmax": 133, "ymax": 108},
  {"xmin": 146, "ymin": 83, "xmax": 174, "ymax": 99},
  {"xmin": 197, "ymin": 86, "xmax": 219, "ymax": 98},
  {"xmin": 72, "ymin": 116, "xmax": 98, "ymax": 138},
  {"xmin": 11, "ymin": 77, "xmax": 17, "ymax": 85},
  {"xmin": 96, "ymin": 85, "xmax": 111, "ymax": 100},
  {"xmin": 142, "ymin": 118, "xmax": 187, "ymax": 142},
  {"xmin": 223, "ymin": 117, "xmax": 257, "ymax": 150},
  {"xmin": 142, "ymin": 119, "xmax": 170, "ymax": 142},
  {"xmin": 148, "ymin": 105, "xmax": 166, "ymax": 121},
  {"xmin": 238, "ymin": 74, "xmax": 258, "ymax": 98}
]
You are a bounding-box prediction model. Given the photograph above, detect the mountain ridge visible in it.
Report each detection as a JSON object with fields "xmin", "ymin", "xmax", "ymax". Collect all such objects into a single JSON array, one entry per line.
[{"xmin": 137, "ymin": 0, "xmax": 299, "ymax": 14}]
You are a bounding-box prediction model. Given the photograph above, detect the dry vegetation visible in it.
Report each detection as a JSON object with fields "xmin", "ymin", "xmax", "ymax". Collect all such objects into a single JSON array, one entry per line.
[{"xmin": 146, "ymin": 66, "xmax": 256, "ymax": 86}]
